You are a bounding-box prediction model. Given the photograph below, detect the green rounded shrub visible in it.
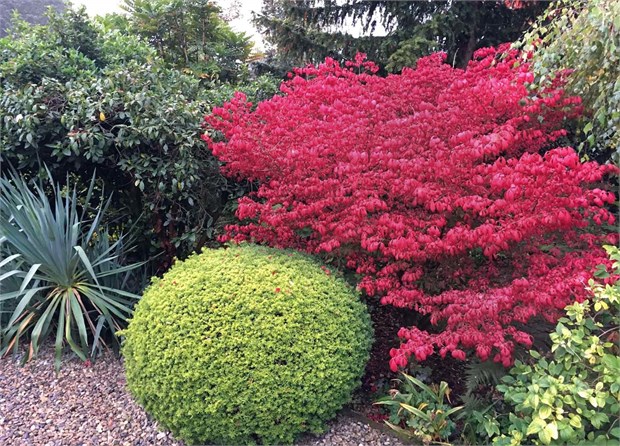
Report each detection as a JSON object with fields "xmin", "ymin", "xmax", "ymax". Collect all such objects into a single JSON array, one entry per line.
[{"xmin": 121, "ymin": 244, "xmax": 373, "ymax": 445}]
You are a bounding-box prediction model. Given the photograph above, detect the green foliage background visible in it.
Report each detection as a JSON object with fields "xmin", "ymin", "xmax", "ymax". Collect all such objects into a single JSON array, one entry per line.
[
  {"xmin": 0, "ymin": 7, "xmax": 279, "ymax": 266},
  {"xmin": 121, "ymin": 0, "xmax": 253, "ymax": 82},
  {"xmin": 518, "ymin": 0, "xmax": 619, "ymax": 161},
  {"xmin": 255, "ymin": 0, "xmax": 545, "ymax": 71}
]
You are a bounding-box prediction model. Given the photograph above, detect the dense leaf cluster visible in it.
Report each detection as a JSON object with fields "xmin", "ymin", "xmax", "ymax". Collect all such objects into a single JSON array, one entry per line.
[
  {"xmin": 376, "ymin": 373, "xmax": 462, "ymax": 443},
  {"xmin": 122, "ymin": 244, "xmax": 373, "ymax": 445},
  {"xmin": 0, "ymin": 8, "xmax": 279, "ymax": 263},
  {"xmin": 204, "ymin": 47, "xmax": 617, "ymax": 370}
]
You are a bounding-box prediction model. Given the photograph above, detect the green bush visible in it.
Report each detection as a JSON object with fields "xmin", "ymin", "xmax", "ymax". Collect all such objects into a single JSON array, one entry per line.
[
  {"xmin": 491, "ymin": 245, "xmax": 620, "ymax": 445},
  {"xmin": 121, "ymin": 244, "xmax": 373, "ymax": 445},
  {"xmin": 0, "ymin": 7, "xmax": 280, "ymax": 263}
]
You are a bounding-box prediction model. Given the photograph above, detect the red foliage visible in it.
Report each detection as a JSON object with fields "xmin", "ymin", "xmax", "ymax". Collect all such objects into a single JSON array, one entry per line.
[
  {"xmin": 203, "ymin": 47, "xmax": 618, "ymax": 371},
  {"xmin": 503, "ymin": 0, "xmax": 541, "ymax": 10}
]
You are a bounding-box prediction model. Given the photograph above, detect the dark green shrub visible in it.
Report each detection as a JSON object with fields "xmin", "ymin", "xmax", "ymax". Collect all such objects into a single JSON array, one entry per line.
[
  {"xmin": 0, "ymin": 7, "xmax": 280, "ymax": 264},
  {"xmin": 0, "ymin": 8, "xmax": 222, "ymax": 262},
  {"xmin": 121, "ymin": 244, "xmax": 373, "ymax": 445}
]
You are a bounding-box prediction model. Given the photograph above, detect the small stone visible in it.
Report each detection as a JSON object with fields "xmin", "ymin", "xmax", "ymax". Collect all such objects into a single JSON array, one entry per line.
[{"xmin": 1, "ymin": 348, "xmax": 406, "ymax": 446}]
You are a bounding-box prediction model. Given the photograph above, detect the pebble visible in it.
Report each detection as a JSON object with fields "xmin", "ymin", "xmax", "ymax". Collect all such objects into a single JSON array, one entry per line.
[{"xmin": 0, "ymin": 347, "xmax": 406, "ymax": 446}]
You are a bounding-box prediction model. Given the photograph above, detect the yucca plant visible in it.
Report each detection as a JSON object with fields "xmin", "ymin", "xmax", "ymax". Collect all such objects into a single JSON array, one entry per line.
[
  {"xmin": 0, "ymin": 246, "xmax": 20, "ymax": 338},
  {"xmin": 0, "ymin": 169, "xmax": 142, "ymax": 369}
]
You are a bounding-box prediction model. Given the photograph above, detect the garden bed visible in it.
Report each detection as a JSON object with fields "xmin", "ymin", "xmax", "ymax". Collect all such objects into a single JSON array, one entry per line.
[{"xmin": 0, "ymin": 348, "xmax": 405, "ymax": 446}]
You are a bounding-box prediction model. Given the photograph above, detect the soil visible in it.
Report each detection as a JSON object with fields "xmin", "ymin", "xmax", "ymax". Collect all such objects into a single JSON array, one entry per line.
[{"xmin": 355, "ymin": 298, "xmax": 469, "ymax": 418}]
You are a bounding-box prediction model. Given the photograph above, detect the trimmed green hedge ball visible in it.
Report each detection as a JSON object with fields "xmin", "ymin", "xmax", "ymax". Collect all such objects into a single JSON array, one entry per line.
[{"xmin": 122, "ymin": 244, "xmax": 373, "ymax": 445}]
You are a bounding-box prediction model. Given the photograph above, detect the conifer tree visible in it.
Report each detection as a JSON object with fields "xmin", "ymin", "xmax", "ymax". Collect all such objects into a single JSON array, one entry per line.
[{"xmin": 254, "ymin": 0, "xmax": 545, "ymax": 70}]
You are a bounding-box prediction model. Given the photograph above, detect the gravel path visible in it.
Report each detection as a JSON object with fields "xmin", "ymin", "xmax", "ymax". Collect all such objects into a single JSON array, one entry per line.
[{"xmin": 0, "ymin": 348, "xmax": 406, "ymax": 446}]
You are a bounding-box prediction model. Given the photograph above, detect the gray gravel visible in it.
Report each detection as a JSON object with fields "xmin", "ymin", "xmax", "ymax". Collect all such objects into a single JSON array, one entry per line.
[
  {"xmin": 297, "ymin": 417, "xmax": 406, "ymax": 446},
  {"xmin": 0, "ymin": 348, "xmax": 406, "ymax": 446}
]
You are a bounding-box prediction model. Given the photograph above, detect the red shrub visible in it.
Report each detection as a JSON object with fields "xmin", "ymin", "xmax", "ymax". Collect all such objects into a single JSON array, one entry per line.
[{"xmin": 203, "ymin": 47, "xmax": 617, "ymax": 371}]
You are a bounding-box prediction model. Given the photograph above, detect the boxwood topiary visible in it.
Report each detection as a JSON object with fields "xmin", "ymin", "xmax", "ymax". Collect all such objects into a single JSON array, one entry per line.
[{"xmin": 121, "ymin": 243, "xmax": 373, "ymax": 445}]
